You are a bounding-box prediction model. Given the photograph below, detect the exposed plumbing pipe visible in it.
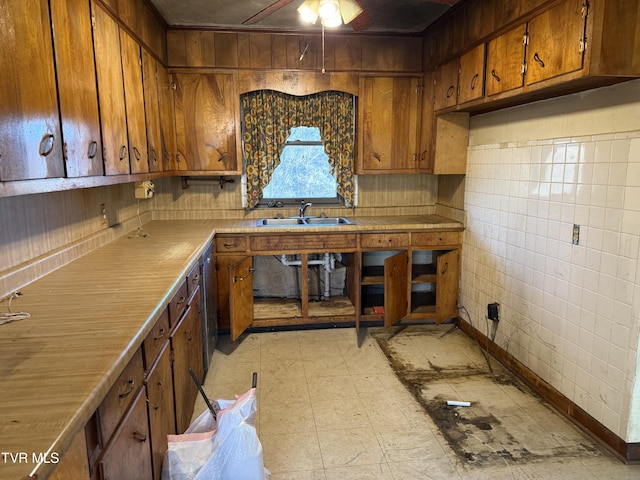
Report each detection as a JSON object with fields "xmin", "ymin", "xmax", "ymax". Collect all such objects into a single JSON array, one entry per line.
[{"xmin": 280, "ymin": 253, "xmax": 336, "ymax": 299}]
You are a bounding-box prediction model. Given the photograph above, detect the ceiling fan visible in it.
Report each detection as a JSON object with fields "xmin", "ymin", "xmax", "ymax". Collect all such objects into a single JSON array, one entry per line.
[{"xmin": 243, "ymin": 0, "xmax": 373, "ymax": 31}]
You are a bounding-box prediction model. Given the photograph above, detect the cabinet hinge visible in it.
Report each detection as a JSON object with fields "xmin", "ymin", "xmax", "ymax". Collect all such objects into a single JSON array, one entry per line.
[
  {"xmin": 581, "ymin": 2, "xmax": 589, "ymax": 19},
  {"xmin": 521, "ymin": 62, "xmax": 527, "ymax": 75},
  {"xmin": 523, "ymin": 33, "xmax": 529, "ymax": 46},
  {"xmin": 91, "ymin": 15, "xmax": 96, "ymax": 29},
  {"xmin": 579, "ymin": 38, "xmax": 587, "ymax": 53}
]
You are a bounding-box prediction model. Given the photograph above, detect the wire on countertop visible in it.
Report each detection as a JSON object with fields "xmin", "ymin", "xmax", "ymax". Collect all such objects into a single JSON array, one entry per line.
[{"xmin": 0, "ymin": 291, "xmax": 31, "ymax": 325}]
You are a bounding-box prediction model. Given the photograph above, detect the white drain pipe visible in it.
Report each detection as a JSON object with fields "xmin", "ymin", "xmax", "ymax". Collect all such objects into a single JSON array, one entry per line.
[{"xmin": 280, "ymin": 253, "xmax": 336, "ymax": 299}]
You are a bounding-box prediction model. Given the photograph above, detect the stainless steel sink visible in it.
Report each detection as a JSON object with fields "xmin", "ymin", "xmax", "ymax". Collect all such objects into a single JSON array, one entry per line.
[
  {"xmin": 256, "ymin": 217, "xmax": 353, "ymax": 227},
  {"xmin": 305, "ymin": 217, "xmax": 353, "ymax": 225},
  {"xmin": 257, "ymin": 218, "xmax": 306, "ymax": 226}
]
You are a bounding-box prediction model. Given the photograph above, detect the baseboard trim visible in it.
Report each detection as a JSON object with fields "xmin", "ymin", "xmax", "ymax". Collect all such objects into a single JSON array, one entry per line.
[{"xmin": 456, "ymin": 317, "xmax": 640, "ymax": 464}]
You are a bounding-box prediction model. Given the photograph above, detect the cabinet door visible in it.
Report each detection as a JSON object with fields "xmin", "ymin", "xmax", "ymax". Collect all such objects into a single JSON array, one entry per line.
[
  {"xmin": 174, "ymin": 73, "xmax": 239, "ymax": 173},
  {"xmin": 229, "ymin": 256, "xmax": 254, "ymax": 341},
  {"xmin": 433, "ymin": 59, "xmax": 459, "ymax": 111},
  {"xmin": 50, "ymin": 0, "xmax": 103, "ymax": 177},
  {"xmin": 97, "ymin": 386, "xmax": 153, "ymax": 480},
  {"xmin": 142, "ymin": 50, "xmax": 163, "ymax": 172},
  {"xmin": 146, "ymin": 342, "xmax": 175, "ymax": 480},
  {"xmin": 417, "ymin": 72, "xmax": 434, "ymax": 173},
  {"xmin": 359, "ymin": 76, "xmax": 421, "ymax": 173},
  {"xmin": 458, "ymin": 44, "xmax": 486, "ymax": 104},
  {"xmin": 157, "ymin": 65, "xmax": 181, "ymax": 171},
  {"xmin": 92, "ymin": 1, "xmax": 129, "ymax": 175},
  {"xmin": 384, "ymin": 251, "xmax": 408, "ymax": 327},
  {"xmin": 121, "ymin": 29, "xmax": 149, "ymax": 174},
  {"xmin": 525, "ymin": 0, "xmax": 586, "ymax": 86},
  {"xmin": 171, "ymin": 301, "xmax": 203, "ymax": 433},
  {"xmin": 0, "ymin": 0, "xmax": 64, "ymax": 181},
  {"xmin": 435, "ymin": 249, "xmax": 460, "ymax": 324},
  {"xmin": 485, "ymin": 23, "xmax": 527, "ymax": 96}
]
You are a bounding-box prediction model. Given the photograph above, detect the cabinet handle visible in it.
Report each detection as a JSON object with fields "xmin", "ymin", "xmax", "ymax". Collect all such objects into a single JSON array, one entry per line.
[
  {"xmin": 491, "ymin": 70, "xmax": 501, "ymax": 82},
  {"xmin": 150, "ymin": 148, "xmax": 158, "ymax": 164},
  {"xmin": 372, "ymin": 152, "xmax": 381, "ymax": 162},
  {"xmin": 153, "ymin": 328, "xmax": 165, "ymax": 340},
  {"xmin": 233, "ymin": 268, "xmax": 255, "ymax": 283},
  {"xmin": 132, "ymin": 431, "xmax": 147, "ymax": 443},
  {"xmin": 88, "ymin": 140, "xmax": 98, "ymax": 159},
  {"xmin": 191, "ymin": 274, "xmax": 200, "ymax": 283},
  {"xmin": 470, "ymin": 73, "xmax": 479, "ymax": 90},
  {"xmin": 39, "ymin": 133, "xmax": 55, "ymax": 156},
  {"xmin": 446, "ymin": 85, "xmax": 455, "ymax": 98},
  {"xmin": 154, "ymin": 380, "xmax": 164, "ymax": 410},
  {"xmin": 133, "ymin": 146, "xmax": 141, "ymax": 161},
  {"xmin": 119, "ymin": 145, "xmax": 128, "ymax": 160},
  {"xmin": 185, "ymin": 331, "xmax": 192, "ymax": 341},
  {"xmin": 119, "ymin": 380, "xmax": 135, "ymax": 398},
  {"xmin": 219, "ymin": 152, "xmax": 227, "ymax": 162},
  {"xmin": 421, "ymin": 150, "xmax": 427, "ymax": 162},
  {"xmin": 442, "ymin": 262, "xmax": 449, "ymax": 274},
  {"xmin": 533, "ymin": 52, "xmax": 545, "ymax": 68},
  {"xmin": 223, "ymin": 242, "xmax": 237, "ymax": 249}
]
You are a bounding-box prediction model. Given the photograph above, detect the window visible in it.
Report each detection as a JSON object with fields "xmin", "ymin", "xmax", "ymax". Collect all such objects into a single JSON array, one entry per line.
[{"xmin": 261, "ymin": 127, "xmax": 339, "ymax": 205}]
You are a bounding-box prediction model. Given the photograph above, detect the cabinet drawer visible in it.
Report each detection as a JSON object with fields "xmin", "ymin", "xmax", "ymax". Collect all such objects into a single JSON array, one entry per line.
[
  {"xmin": 169, "ymin": 280, "xmax": 188, "ymax": 327},
  {"xmin": 143, "ymin": 308, "xmax": 170, "ymax": 371},
  {"xmin": 251, "ymin": 234, "xmax": 357, "ymax": 252},
  {"xmin": 187, "ymin": 262, "xmax": 201, "ymax": 296},
  {"xmin": 98, "ymin": 348, "xmax": 144, "ymax": 443},
  {"xmin": 216, "ymin": 236, "xmax": 247, "ymax": 252},
  {"xmin": 361, "ymin": 233, "xmax": 409, "ymax": 249},
  {"xmin": 411, "ymin": 231, "xmax": 460, "ymax": 247}
]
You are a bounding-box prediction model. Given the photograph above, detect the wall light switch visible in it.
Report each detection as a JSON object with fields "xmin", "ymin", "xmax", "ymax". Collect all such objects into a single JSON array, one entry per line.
[{"xmin": 572, "ymin": 224, "xmax": 580, "ymax": 245}]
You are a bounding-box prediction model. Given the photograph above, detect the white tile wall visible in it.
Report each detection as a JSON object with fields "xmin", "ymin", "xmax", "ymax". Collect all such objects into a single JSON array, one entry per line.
[{"xmin": 461, "ymin": 81, "xmax": 640, "ymax": 442}]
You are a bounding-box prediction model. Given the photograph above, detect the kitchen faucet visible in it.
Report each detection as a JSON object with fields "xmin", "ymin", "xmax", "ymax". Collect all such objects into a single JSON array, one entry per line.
[{"xmin": 299, "ymin": 200, "xmax": 312, "ymax": 218}]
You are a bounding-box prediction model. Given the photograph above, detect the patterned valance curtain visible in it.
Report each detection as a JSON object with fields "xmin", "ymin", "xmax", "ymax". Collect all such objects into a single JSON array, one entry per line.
[{"xmin": 241, "ymin": 90, "xmax": 355, "ymax": 209}]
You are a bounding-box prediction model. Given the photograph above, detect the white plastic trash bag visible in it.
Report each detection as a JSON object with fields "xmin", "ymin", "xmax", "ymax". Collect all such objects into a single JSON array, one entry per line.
[{"xmin": 162, "ymin": 388, "xmax": 269, "ymax": 480}]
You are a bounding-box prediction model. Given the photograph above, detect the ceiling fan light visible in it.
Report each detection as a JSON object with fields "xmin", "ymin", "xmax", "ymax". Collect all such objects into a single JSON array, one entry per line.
[
  {"xmin": 321, "ymin": 12, "xmax": 342, "ymax": 28},
  {"xmin": 338, "ymin": 0, "xmax": 363, "ymax": 24},
  {"xmin": 297, "ymin": 0, "xmax": 319, "ymax": 24},
  {"xmin": 318, "ymin": 0, "xmax": 339, "ymax": 20}
]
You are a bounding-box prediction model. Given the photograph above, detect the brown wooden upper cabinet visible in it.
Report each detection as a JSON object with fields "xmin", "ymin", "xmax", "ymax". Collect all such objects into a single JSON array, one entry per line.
[
  {"xmin": 525, "ymin": 0, "xmax": 587, "ymax": 86},
  {"xmin": 434, "ymin": 59, "xmax": 459, "ymax": 111},
  {"xmin": 485, "ymin": 23, "xmax": 527, "ymax": 96},
  {"xmin": 457, "ymin": 44, "xmax": 486, "ymax": 104},
  {"xmin": 0, "ymin": 0, "xmax": 65, "ymax": 182},
  {"xmin": 142, "ymin": 51, "xmax": 163, "ymax": 173},
  {"xmin": 358, "ymin": 76, "xmax": 422, "ymax": 173},
  {"xmin": 121, "ymin": 29, "xmax": 149, "ymax": 174},
  {"xmin": 174, "ymin": 73, "xmax": 240, "ymax": 174},
  {"xmin": 92, "ymin": 1, "xmax": 130, "ymax": 175},
  {"xmin": 50, "ymin": 0, "xmax": 104, "ymax": 178},
  {"xmin": 157, "ymin": 65, "xmax": 180, "ymax": 172}
]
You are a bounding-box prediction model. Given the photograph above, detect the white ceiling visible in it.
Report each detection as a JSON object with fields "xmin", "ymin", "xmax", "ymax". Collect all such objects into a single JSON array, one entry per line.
[{"xmin": 149, "ymin": 0, "xmax": 460, "ymax": 34}]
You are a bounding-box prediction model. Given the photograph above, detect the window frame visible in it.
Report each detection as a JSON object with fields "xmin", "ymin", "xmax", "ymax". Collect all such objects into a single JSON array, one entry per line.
[{"xmin": 254, "ymin": 130, "xmax": 343, "ymax": 209}]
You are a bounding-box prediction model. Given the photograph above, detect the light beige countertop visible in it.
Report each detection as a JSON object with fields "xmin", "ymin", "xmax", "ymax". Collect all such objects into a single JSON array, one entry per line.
[
  {"xmin": 0, "ymin": 221, "xmax": 215, "ymax": 480},
  {"xmin": 0, "ymin": 215, "xmax": 461, "ymax": 479}
]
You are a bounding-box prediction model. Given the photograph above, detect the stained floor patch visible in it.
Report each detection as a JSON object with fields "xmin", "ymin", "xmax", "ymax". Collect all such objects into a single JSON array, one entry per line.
[{"xmin": 370, "ymin": 325, "xmax": 600, "ymax": 468}]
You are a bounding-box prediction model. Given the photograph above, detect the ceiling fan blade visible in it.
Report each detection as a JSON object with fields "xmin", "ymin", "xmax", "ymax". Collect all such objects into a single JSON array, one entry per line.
[
  {"xmin": 349, "ymin": 0, "xmax": 373, "ymax": 31},
  {"xmin": 243, "ymin": 0, "xmax": 297, "ymax": 25}
]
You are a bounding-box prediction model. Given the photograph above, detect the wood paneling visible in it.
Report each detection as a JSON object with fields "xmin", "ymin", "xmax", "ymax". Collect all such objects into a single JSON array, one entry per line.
[{"xmin": 237, "ymin": 70, "xmax": 359, "ymax": 96}]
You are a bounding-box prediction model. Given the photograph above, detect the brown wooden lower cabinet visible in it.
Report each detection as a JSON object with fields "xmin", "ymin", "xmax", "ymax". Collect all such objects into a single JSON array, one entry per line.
[
  {"xmin": 171, "ymin": 286, "xmax": 204, "ymax": 433},
  {"xmin": 95, "ymin": 386, "xmax": 153, "ymax": 480},
  {"xmin": 215, "ymin": 231, "xmax": 462, "ymax": 339},
  {"xmin": 146, "ymin": 341, "xmax": 176, "ymax": 480}
]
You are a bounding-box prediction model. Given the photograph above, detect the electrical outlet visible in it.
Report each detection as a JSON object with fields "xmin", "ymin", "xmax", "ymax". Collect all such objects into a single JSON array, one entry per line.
[
  {"xmin": 488, "ymin": 303, "xmax": 499, "ymax": 321},
  {"xmin": 572, "ymin": 224, "xmax": 580, "ymax": 245},
  {"xmin": 100, "ymin": 203, "xmax": 107, "ymax": 226}
]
